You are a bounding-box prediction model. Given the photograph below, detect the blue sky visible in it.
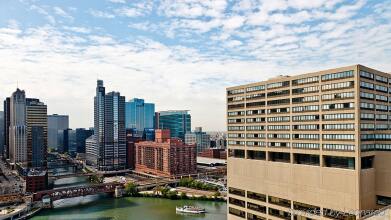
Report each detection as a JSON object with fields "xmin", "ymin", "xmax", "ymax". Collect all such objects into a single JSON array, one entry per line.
[{"xmin": 0, "ymin": 0, "xmax": 390, "ymax": 130}]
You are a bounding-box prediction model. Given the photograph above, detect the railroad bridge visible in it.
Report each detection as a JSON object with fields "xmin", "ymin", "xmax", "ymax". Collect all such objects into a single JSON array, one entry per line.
[{"xmin": 32, "ymin": 182, "xmax": 123, "ymax": 202}]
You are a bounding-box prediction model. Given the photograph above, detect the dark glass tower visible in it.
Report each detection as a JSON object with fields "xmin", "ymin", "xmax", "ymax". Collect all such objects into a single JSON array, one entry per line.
[
  {"xmin": 156, "ymin": 110, "xmax": 191, "ymax": 140},
  {"xmin": 94, "ymin": 80, "xmax": 126, "ymax": 171}
]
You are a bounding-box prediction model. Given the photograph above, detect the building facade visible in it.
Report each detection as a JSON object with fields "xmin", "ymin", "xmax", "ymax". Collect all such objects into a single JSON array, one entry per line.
[
  {"xmin": 185, "ymin": 127, "xmax": 211, "ymax": 153},
  {"xmin": 47, "ymin": 114, "xmax": 69, "ymax": 151},
  {"xmin": 0, "ymin": 111, "xmax": 4, "ymax": 156},
  {"xmin": 227, "ymin": 65, "xmax": 391, "ymax": 220},
  {"xmin": 3, "ymin": 98, "xmax": 10, "ymax": 159},
  {"xmin": 125, "ymin": 98, "xmax": 155, "ymax": 132},
  {"xmin": 9, "ymin": 89, "xmax": 27, "ymax": 166},
  {"xmin": 135, "ymin": 129, "xmax": 196, "ymax": 177},
  {"xmin": 93, "ymin": 80, "xmax": 126, "ymax": 171},
  {"xmin": 156, "ymin": 110, "xmax": 191, "ymax": 140}
]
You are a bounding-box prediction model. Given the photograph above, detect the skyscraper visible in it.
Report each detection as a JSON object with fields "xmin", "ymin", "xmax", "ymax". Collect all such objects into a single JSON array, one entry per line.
[
  {"xmin": 226, "ymin": 65, "xmax": 391, "ymax": 220},
  {"xmin": 0, "ymin": 111, "xmax": 4, "ymax": 157},
  {"xmin": 156, "ymin": 110, "xmax": 191, "ymax": 140},
  {"xmin": 3, "ymin": 98, "xmax": 10, "ymax": 159},
  {"xmin": 93, "ymin": 80, "xmax": 126, "ymax": 171},
  {"xmin": 185, "ymin": 127, "xmax": 210, "ymax": 153},
  {"xmin": 125, "ymin": 98, "xmax": 155, "ymax": 132},
  {"xmin": 9, "ymin": 89, "xmax": 27, "ymax": 166},
  {"xmin": 47, "ymin": 114, "xmax": 69, "ymax": 150}
]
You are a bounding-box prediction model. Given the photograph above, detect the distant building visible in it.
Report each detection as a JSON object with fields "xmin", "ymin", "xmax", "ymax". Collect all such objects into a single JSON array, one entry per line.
[
  {"xmin": 125, "ymin": 98, "xmax": 155, "ymax": 132},
  {"xmin": 75, "ymin": 128, "xmax": 94, "ymax": 154},
  {"xmin": 93, "ymin": 80, "xmax": 126, "ymax": 171},
  {"xmin": 9, "ymin": 89, "xmax": 27, "ymax": 166},
  {"xmin": 3, "ymin": 98, "xmax": 10, "ymax": 159},
  {"xmin": 0, "ymin": 111, "xmax": 4, "ymax": 156},
  {"xmin": 58, "ymin": 128, "xmax": 93, "ymax": 156},
  {"xmin": 85, "ymin": 135, "xmax": 97, "ymax": 166},
  {"xmin": 198, "ymin": 148, "xmax": 227, "ymax": 160},
  {"xmin": 135, "ymin": 129, "xmax": 196, "ymax": 177},
  {"xmin": 47, "ymin": 114, "xmax": 69, "ymax": 151},
  {"xmin": 156, "ymin": 110, "xmax": 191, "ymax": 140},
  {"xmin": 126, "ymin": 128, "xmax": 143, "ymax": 170},
  {"xmin": 185, "ymin": 127, "xmax": 210, "ymax": 153}
]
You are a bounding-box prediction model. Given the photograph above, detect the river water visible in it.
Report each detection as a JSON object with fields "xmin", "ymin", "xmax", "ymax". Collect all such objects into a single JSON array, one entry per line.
[{"xmin": 31, "ymin": 177, "xmax": 227, "ymax": 220}]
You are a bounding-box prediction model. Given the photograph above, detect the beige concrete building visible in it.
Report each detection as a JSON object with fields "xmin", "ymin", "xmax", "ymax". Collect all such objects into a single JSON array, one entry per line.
[{"xmin": 226, "ymin": 65, "xmax": 391, "ymax": 220}]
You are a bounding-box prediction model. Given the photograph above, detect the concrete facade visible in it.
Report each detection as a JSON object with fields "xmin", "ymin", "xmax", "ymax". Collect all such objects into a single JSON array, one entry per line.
[{"xmin": 226, "ymin": 65, "xmax": 391, "ymax": 220}]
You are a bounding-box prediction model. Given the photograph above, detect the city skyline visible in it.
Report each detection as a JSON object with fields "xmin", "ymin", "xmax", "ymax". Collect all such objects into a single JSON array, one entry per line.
[{"xmin": 0, "ymin": 0, "xmax": 390, "ymax": 131}]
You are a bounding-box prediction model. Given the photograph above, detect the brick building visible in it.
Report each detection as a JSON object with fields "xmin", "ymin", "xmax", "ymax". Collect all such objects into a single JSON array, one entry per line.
[
  {"xmin": 198, "ymin": 148, "xmax": 227, "ymax": 159},
  {"xmin": 135, "ymin": 129, "xmax": 197, "ymax": 177}
]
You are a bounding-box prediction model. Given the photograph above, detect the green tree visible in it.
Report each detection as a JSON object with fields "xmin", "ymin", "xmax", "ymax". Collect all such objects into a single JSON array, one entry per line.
[
  {"xmin": 124, "ymin": 182, "xmax": 139, "ymax": 196},
  {"xmin": 179, "ymin": 192, "xmax": 188, "ymax": 199}
]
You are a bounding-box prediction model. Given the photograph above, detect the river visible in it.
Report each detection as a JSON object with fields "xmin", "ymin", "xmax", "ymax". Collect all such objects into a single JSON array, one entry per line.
[{"xmin": 31, "ymin": 177, "xmax": 227, "ymax": 220}]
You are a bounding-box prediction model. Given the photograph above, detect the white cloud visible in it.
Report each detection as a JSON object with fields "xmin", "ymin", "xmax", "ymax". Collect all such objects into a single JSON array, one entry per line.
[
  {"xmin": 53, "ymin": 6, "xmax": 74, "ymax": 20},
  {"xmin": 89, "ymin": 9, "xmax": 115, "ymax": 18},
  {"xmin": 108, "ymin": 0, "xmax": 126, "ymax": 3},
  {"xmin": 223, "ymin": 16, "xmax": 245, "ymax": 30}
]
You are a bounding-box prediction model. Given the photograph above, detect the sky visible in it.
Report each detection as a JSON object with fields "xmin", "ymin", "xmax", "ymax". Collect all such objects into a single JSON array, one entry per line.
[{"xmin": 0, "ymin": 0, "xmax": 390, "ymax": 131}]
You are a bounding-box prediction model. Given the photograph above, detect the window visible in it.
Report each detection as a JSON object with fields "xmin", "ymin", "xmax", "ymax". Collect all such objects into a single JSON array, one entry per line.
[
  {"xmin": 292, "ymin": 105, "xmax": 319, "ymax": 112},
  {"xmin": 246, "ymin": 117, "xmax": 266, "ymax": 123},
  {"xmin": 229, "ymin": 197, "xmax": 245, "ymax": 207},
  {"xmin": 376, "ymin": 124, "xmax": 388, "ymax": 130},
  {"xmin": 292, "ymin": 95, "xmax": 319, "ymax": 103},
  {"xmin": 267, "ymin": 98, "xmax": 290, "ymax": 106},
  {"xmin": 267, "ymin": 81, "xmax": 289, "ymax": 89},
  {"xmin": 292, "ymin": 143, "xmax": 320, "ymax": 149},
  {"xmin": 321, "ymin": 70, "xmax": 354, "ymax": 81},
  {"xmin": 247, "ymin": 109, "xmax": 265, "ymax": 115},
  {"xmin": 322, "ymin": 81, "xmax": 354, "ymax": 91},
  {"xmin": 360, "ymin": 70, "xmax": 374, "ymax": 79},
  {"xmin": 228, "ymin": 140, "xmax": 245, "ymax": 146},
  {"xmin": 360, "ymin": 81, "xmax": 374, "ymax": 90},
  {"xmin": 323, "ymin": 134, "xmax": 355, "ymax": 140},
  {"xmin": 246, "ymin": 141, "xmax": 266, "ymax": 147},
  {"xmin": 229, "ymin": 207, "xmax": 245, "ymax": 218},
  {"xmin": 292, "ymin": 86, "xmax": 319, "ymax": 94},
  {"xmin": 292, "ymin": 76, "xmax": 319, "ymax": 85},
  {"xmin": 323, "ymin": 208, "xmax": 356, "ymax": 220},
  {"xmin": 323, "ymin": 156, "xmax": 355, "ymax": 169},
  {"xmin": 376, "ymin": 94, "xmax": 388, "ymax": 102},
  {"xmin": 268, "ymin": 90, "xmax": 290, "ymax": 97},
  {"xmin": 360, "ymin": 113, "xmax": 374, "ymax": 120},
  {"xmin": 361, "ymin": 156, "xmax": 374, "ymax": 169},
  {"xmin": 247, "ymin": 213, "xmax": 266, "ymax": 220},
  {"xmin": 269, "ymin": 196, "xmax": 291, "ymax": 208},
  {"xmin": 228, "ymin": 126, "xmax": 245, "ymax": 131},
  {"xmin": 228, "ymin": 133, "xmax": 245, "ymax": 138},
  {"xmin": 294, "ymin": 154, "xmax": 320, "ymax": 166},
  {"xmin": 293, "ymin": 134, "xmax": 319, "ymax": 140},
  {"xmin": 228, "ymin": 111, "xmax": 245, "ymax": 117},
  {"xmin": 247, "ymin": 150, "xmax": 266, "ymax": 160},
  {"xmin": 268, "ymin": 107, "xmax": 289, "ymax": 114},
  {"xmin": 267, "ymin": 116, "xmax": 290, "ymax": 122},
  {"xmin": 376, "ymin": 75, "xmax": 388, "ymax": 83},
  {"xmin": 360, "ymin": 123, "xmax": 375, "ymax": 130},
  {"xmin": 376, "ymin": 104, "xmax": 388, "ymax": 111},
  {"xmin": 246, "ymin": 101, "xmax": 265, "ymax": 107},
  {"xmin": 292, "ymin": 115, "xmax": 319, "ymax": 121},
  {"xmin": 228, "ymin": 149, "xmax": 245, "ymax": 158},
  {"xmin": 228, "ymin": 96, "xmax": 244, "ymax": 102},
  {"xmin": 322, "ymin": 124, "xmax": 354, "ymax": 130},
  {"xmin": 376, "ymin": 114, "xmax": 388, "ymax": 120},
  {"xmin": 246, "ymin": 133, "xmax": 266, "ymax": 139},
  {"xmin": 269, "ymin": 152, "xmax": 290, "ymax": 163},
  {"xmin": 268, "ymin": 125, "xmax": 290, "ymax": 130},
  {"xmin": 293, "ymin": 124, "xmax": 319, "ymax": 130},
  {"xmin": 377, "ymin": 196, "xmax": 391, "ymax": 206},
  {"xmin": 360, "ymin": 92, "xmax": 374, "ymax": 100},
  {"xmin": 268, "ymin": 142, "xmax": 290, "ymax": 148},
  {"xmin": 293, "ymin": 202, "xmax": 320, "ymax": 215},
  {"xmin": 247, "ymin": 202, "xmax": 266, "ymax": 214},
  {"xmin": 323, "ymin": 144, "xmax": 355, "ymax": 151},
  {"xmin": 269, "ymin": 208, "xmax": 291, "ymax": 220},
  {"xmin": 228, "ymin": 88, "xmax": 245, "ymax": 95},
  {"xmin": 268, "ymin": 133, "xmax": 290, "ymax": 139},
  {"xmin": 228, "ymin": 118, "xmax": 245, "ymax": 124},
  {"xmin": 228, "ymin": 103, "xmax": 244, "ymax": 109},
  {"xmin": 322, "ymin": 113, "xmax": 354, "ymax": 120},
  {"xmin": 246, "ymin": 93, "xmax": 265, "ymax": 100},
  {"xmin": 246, "ymin": 126, "xmax": 266, "ymax": 131},
  {"xmin": 323, "ymin": 102, "xmax": 354, "ymax": 110},
  {"xmin": 376, "ymin": 84, "xmax": 388, "ymax": 93},
  {"xmin": 229, "ymin": 187, "xmax": 245, "ymax": 197},
  {"xmin": 247, "ymin": 191, "xmax": 266, "ymax": 202},
  {"xmin": 322, "ymin": 92, "xmax": 354, "ymax": 100},
  {"xmin": 360, "ymin": 102, "xmax": 375, "ymax": 110},
  {"xmin": 247, "ymin": 85, "xmax": 265, "ymax": 92}
]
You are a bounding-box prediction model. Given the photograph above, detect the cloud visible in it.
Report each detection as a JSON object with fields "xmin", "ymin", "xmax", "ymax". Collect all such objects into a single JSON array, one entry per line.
[
  {"xmin": 89, "ymin": 9, "xmax": 115, "ymax": 18},
  {"xmin": 53, "ymin": 6, "xmax": 74, "ymax": 20},
  {"xmin": 108, "ymin": 0, "xmax": 126, "ymax": 3}
]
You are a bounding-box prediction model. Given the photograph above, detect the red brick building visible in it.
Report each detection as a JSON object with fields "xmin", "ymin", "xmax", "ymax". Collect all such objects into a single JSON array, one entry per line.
[
  {"xmin": 135, "ymin": 129, "xmax": 196, "ymax": 178},
  {"xmin": 198, "ymin": 148, "xmax": 227, "ymax": 159}
]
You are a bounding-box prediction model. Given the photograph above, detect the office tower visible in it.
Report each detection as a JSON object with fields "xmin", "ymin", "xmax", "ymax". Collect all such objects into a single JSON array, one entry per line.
[
  {"xmin": 135, "ymin": 129, "xmax": 196, "ymax": 177},
  {"xmin": 47, "ymin": 114, "xmax": 69, "ymax": 150},
  {"xmin": 156, "ymin": 110, "xmax": 191, "ymax": 140},
  {"xmin": 125, "ymin": 98, "xmax": 155, "ymax": 133},
  {"xmin": 86, "ymin": 135, "xmax": 97, "ymax": 166},
  {"xmin": 3, "ymin": 98, "xmax": 10, "ymax": 159},
  {"xmin": 185, "ymin": 127, "xmax": 211, "ymax": 153},
  {"xmin": 94, "ymin": 80, "xmax": 126, "ymax": 171},
  {"xmin": 226, "ymin": 65, "xmax": 391, "ymax": 220},
  {"xmin": 0, "ymin": 111, "xmax": 4, "ymax": 156},
  {"xmin": 59, "ymin": 128, "xmax": 94, "ymax": 155},
  {"xmin": 75, "ymin": 128, "xmax": 93, "ymax": 154},
  {"xmin": 26, "ymin": 98, "xmax": 47, "ymax": 168},
  {"xmin": 9, "ymin": 89, "xmax": 27, "ymax": 166}
]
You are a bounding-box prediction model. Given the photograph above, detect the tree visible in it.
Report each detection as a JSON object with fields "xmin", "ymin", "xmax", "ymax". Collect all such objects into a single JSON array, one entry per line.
[
  {"xmin": 125, "ymin": 182, "xmax": 139, "ymax": 196},
  {"xmin": 89, "ymin": 174, "xmax": 103, "ymax": 183},
  {"xmin": 179, "ymin": 192, "xmax": 188, "ymax": 199}
]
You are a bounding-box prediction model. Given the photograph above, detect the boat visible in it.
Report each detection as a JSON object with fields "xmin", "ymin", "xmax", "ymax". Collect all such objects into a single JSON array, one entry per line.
[{"xmin": 176, "ymin": 205, "xmax": 206, "ymax": 214}]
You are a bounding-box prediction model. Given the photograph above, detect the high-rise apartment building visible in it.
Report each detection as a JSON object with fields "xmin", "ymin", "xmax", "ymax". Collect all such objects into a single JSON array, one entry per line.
[
  {"xmin": 227, "ymin": 65, "xmax": 391, "ymax": 220},
  {"xmin": 185, "ymin": 127, "xmax": 211, "ymax": 153},
  {"xmin": 47, "ymin": 114, "xmax": 69, "ymax": 150},
  {"xmin": 125, "ymin": 98, "xmax": 155, "ymax": 132},
  {"xmin": 135, "ymin": 129, "xmax": 196, "ymax": 177},
  {"xmin": 93, "ymin": 80, "xmax": 126, "ymax": 171},
  {"xmin": 156, "ymin": 110, "xmax": 191, "ymax": 140}
]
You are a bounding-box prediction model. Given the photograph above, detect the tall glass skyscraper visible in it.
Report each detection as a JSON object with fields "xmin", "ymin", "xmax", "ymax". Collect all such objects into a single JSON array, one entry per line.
[
  {"xmin": 125, "ymin": 98, "xmax": 155, "ymax": 132},
  {"xmin": 93, "ymin": 80, "xmax": 126, "ymax": 171},
  {"xmin": 156, "ymin": 110, "xmax": 191, "ymax": 140}
]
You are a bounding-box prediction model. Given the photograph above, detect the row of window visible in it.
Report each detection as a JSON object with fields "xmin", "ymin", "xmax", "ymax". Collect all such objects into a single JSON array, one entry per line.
[
  {"xmin": 229, "ymin": 141, "xmax": 355, "ymax": 151},
  {"xmin": 361, "ymin": 134, "xmax": 391, "ymax": 141}
]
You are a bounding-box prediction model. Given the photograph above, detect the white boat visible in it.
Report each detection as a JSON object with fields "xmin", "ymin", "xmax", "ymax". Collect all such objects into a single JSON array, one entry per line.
[{"xmin": 176, "ymin": 205, "xmax": 206, "ymax": 214}]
